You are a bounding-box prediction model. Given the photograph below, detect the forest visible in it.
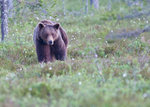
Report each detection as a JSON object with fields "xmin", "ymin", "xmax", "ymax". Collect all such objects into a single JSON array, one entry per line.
[{"xmin": 0, "ymin": 0, "xmax": 150, "ymax": 107}]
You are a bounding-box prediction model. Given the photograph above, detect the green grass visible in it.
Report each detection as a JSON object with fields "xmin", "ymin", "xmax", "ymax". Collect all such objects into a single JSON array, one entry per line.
[{"xmin": 0, "ymin": 0, "xmax": 150, "ymax": 107}]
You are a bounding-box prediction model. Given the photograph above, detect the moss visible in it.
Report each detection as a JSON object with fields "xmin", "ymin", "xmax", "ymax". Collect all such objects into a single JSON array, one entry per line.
[
  {"xmin": 23, "ymin": 82, "xmax": 50, "ymax": 99},
  {"xmin": 95, "ymin": 48, "xmax": 105, "ymax": 58},
  {"xmin": 0, "ymin": 57, "xmax": 17, "ymax": 71},
  {"xmin": 40, "ymin": 62, "xmax": 71, "ymax": 77},
  {"xmin": 140, "ymin": 66, "xmax": 150, "ymax": 79}
]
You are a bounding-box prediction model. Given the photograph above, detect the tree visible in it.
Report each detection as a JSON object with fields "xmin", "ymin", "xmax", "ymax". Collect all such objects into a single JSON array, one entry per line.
[
  {"xmin": 1, "ymin": 0, "xmax": 8, "ymax": 41},
  {"xmin": 90, "ymin": 0, "xmax": 99, "ymax": 9},
  {"xmin": 62, "ymin": 0, "xmax": 66, "ymax": 16},
  {"xmin": 7, "ymin": 0, "xmax": 13, "ymax": 17},
  {"xmin": 85, "ymin": 0, "xmax": 88, "ymax": 14}
]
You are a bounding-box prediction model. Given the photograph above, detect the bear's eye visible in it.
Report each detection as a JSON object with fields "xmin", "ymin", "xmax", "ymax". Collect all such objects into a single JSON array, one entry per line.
[
  {"xmin": 45, "ymin": 34, "xmax": 48, "ymax": 38},
  {"xmin": 51, "ymin": 33, "xmax": 55, "ymax": 36}
]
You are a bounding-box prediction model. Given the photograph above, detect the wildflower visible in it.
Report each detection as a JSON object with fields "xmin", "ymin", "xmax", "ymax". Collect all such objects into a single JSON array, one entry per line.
[
  {"xmin": 49, "ymin": 67, "xmax": 52, "ymax": 70},
  {"xmin": 79, "ymin": 81, "xmax": 82, "ymax": 85}
]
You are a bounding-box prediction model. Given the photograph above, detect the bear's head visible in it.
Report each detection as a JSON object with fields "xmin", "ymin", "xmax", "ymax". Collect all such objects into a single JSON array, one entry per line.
[{"xmin": 38, "ymin": 23, "xmax": 60, "ymax": 45}]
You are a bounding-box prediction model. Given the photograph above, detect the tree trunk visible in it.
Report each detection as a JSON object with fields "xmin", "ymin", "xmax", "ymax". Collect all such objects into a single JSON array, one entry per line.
[
  {"xmin": 62, "ymin": 0, "xmax": 66, "ymax": 16},
  {"xmin": 90, "ymin": 0, "xmax": 99, "ymax": 9},
  {"xmin": 90, "ymin": 0, "xmax": 93, "ymax": 6},
  {"xmin": 85, "ymin": 0, "xmax": 88, "ymax": 14},
  {"xmin": 107, "ymin": 0, "xmax": 111, "ymax": 11},
  {"xmin": 1, "ymin": 0, "xmax": 8, "ymax": 41},
  {"xmin": 7, "ymin": 0, "xmax": 13, "ymax": 17},
  {"xmin": 93, "ymin": 0, "xmax": 99, "ymax": 9}
]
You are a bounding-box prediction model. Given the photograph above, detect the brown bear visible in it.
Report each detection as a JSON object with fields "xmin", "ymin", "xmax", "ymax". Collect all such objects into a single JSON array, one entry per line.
[{"xmin": 33, "ymin": 20, "xmax": 68, "ymax": 63}]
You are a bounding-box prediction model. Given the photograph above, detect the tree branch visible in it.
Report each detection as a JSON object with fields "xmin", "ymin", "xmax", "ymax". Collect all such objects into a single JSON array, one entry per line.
[{"xmin": 105, "ymin": 26, "xmax": 150, "ymax": 40}]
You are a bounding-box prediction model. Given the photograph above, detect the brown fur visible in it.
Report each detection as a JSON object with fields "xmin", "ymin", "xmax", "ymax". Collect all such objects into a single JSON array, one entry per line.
[{"xmin": 33, "ymin": 20, "xmax": 68, "ymax": 63}]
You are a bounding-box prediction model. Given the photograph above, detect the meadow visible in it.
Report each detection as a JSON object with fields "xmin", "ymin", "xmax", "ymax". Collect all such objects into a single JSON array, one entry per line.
[{"xmin": 0, "ymin": 0, "xmax": 150, "ymax": 106}]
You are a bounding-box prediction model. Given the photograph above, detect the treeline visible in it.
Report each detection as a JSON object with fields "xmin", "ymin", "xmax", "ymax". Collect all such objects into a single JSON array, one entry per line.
[{"xmin": 0, "ymin": 0, "xmax": 150, "ymax": 41}]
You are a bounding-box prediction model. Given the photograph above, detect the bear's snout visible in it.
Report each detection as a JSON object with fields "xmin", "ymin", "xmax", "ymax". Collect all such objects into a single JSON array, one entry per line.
[{"xmin": 48, "ymin": 40, "xmax": 54, "ymax": 45}]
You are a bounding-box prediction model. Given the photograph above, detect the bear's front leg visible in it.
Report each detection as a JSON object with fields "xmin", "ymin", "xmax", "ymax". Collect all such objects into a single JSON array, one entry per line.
[
  {"xmin": 36, "ymin": 40, "xmax": 51, "ymax": 63},
  {"xmin": 55, "ymin": 49, "xmax": 66, "ymax": 61},
  {"xmin": 51, "ymin": 37, "xmax": 67, "ymax": 61}
]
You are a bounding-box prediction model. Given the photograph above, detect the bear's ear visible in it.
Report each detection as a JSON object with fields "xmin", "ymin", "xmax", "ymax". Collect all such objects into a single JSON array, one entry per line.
[
  {"xmin": 53, "ymin": 23, "xmax": 60, "ymax": 30},
  {"xmin": 39, "ymin": 23, "xmax": 45, "ymax": 29}
]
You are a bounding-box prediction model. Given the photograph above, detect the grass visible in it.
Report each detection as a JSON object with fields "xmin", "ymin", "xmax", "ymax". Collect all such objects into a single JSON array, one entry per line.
[{"xmin": 0, "ymin": 0, "xmax": 150, "ymax": 107}]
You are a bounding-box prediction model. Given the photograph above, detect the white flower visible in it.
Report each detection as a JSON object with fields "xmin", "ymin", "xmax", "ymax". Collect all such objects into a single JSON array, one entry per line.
[
  {"xmin": 123, "ymin": 73, "xmax": 127, "ymax": 78},
  {"xmin": 111, "ymin": 30, "xmax": 113, "ymax": 33},
  {"xmin": 95, "ymin": 54, "xmax": 98, "ymax": 58},
  {"xmin": 36, "ymin": 17, "xmax": 39, "ymax": 20},
  {"xmin": 143, "ymin": 93, "xmax": 148, "ymax": 98},
  {"xmin": 40, "ymin": 63, "xmax": 44, "ymax": 68},
  {"xmin": 49, "ymin": 67, "xmax": 52, "ymax": 70},
  {"xmin": 49, "ymin": 16, "xmax": 53, "ymax": 19},
  {"xmin": 29, "ymin": 88, "xmax": 32, "ymax": 91},
  {"xmin": 56, "ymin": 18, "xmax": 59, "ymax": 21},
  {"xmin": 79, "ymin": 81, "xmax": 82, "ymax": 85},
  {"xmin": 19, "ymin": 68, "xmax": 23, "ymax": 71}
]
